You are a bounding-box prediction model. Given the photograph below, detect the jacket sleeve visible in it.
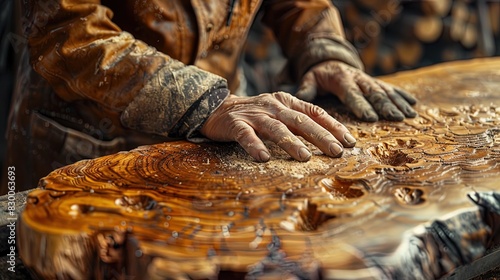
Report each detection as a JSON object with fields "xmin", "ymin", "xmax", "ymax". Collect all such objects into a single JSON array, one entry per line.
[
  {"xmin": 25, "ymin": 0, "xmax": 228, "ymax": 139},
  {"xmin": 261, "ymin": 0, "xmax": 364, "ymax": 81}
]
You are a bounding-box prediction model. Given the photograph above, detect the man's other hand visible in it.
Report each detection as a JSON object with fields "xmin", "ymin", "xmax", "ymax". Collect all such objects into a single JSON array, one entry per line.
[{"xmin": 296, "ymin": 61, "xmax": 417, "ymax": 122}]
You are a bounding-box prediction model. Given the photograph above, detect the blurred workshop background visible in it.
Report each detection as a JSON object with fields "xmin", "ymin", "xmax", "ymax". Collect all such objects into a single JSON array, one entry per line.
[
  {"xmin": 1, "ymin": 0, "xmax": 500, "ymax": 184},
  {"xmin": 242, "ymin": 0, "xmax": 500, "ymax": 95}
]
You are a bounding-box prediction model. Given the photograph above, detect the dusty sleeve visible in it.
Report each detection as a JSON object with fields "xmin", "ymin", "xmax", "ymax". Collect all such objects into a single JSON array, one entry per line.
[
  {"xmin": 25, "ymin": 0, "xmax": 228, "ymax": 138},
  {"xmin": 261, "ymin": 0, "xmax": 364, "ymax": 81}
]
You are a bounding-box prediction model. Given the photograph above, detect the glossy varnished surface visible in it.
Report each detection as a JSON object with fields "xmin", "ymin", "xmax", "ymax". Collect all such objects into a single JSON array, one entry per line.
[{"xmin": 19, "ymin": 58, "xmax": 500, "ymax": 279}]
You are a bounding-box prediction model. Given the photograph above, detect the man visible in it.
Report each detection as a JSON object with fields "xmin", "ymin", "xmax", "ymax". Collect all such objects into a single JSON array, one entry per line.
[{"xmin": 3, "ymin": 0, "xmax": 416, "ymax": 193}]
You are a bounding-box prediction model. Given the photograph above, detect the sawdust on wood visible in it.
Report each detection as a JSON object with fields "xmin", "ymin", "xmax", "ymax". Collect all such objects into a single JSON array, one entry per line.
[{"xmin": 215, "ymin": 139, "xmax": 335, "ymax": 179}]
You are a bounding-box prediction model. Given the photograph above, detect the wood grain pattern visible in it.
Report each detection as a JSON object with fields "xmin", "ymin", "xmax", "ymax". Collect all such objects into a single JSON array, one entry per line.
[{"xmin": 19, "ymin": 58, "xmax": 500, "ymax": 279}]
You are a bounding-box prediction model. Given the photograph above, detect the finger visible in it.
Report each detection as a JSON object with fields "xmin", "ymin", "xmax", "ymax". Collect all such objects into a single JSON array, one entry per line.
[
  {"xmin": 335, "ymin": 77, "xmax": 379, "ymax": 122},
  {"xmin": 387, "ymin": 90, "xmax": 417, "ymax": 118},
  {"xmin": 378, "ymin": 81, "xmax": 417, "ymax": 105},
  {"xmin": 365, "ymin": 92, "xmax": 405, "ymax": 121},
  {"xmin": 295, "ymin": 71, "xmax": 317, "ymax": 102},
  {"xmin": 275, "ymin": 93, "xmax": 356, "ymax": 148},
  {"xmin": 395, "ymin": 88, "xmax": 417, "ymax": 105},
  {"xmin": 357, "ymin": 80, "xmax": 404, "ymax": 121},
  {"xmin": 343, "ymin": 86, "xmax": 379, "ymax": 122},
  {"xmin": 229, "ymin": 121, "xmax": 271, "ymax": 162},
  {"xmin": 276, "ymin": 109, "xmax": 344, "ymax": 157},
  {"xmin": 257, "ymin": 117, "xmax": 312, "ymax": 162}
]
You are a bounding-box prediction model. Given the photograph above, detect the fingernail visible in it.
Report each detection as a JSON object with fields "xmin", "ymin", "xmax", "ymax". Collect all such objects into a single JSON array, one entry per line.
[
  {"xmin": 329, "ymin": 143, "xmax": 343, "ymax": 157},
  {"xmin": 343, "ymin": 133, "xmax": 356, "ymax": 145},
  {"xmin": 405, "ymin": 107, "xmax": 417, "ymax": 118},
  {"xmin": 298, "ymin": 147, "xmax": 311, "ymax": 161},
  {"xmin": 259, "ymin": 150, "xmax": 271, "ymax": 162},
  {"xmin": 388, "ymin": 109, "xmax": 404, "ymax": 121},
  {"xmin": 362, "ymin": 111, "xmax": 378, "ymax": 122}
]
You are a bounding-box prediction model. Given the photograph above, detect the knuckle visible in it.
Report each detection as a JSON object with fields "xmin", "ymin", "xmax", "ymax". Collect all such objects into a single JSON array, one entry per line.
[
  {"xmin": 333, "ymin": 120, "xmax": 345, "ymax": 130},
  {"xmin": 272, "ymin": 91, "xmax": 288, "ymax": 98},
  {"xmin": 272, "ymin": 91, "xmax": 292, "ymax": 104},
  {"xmin": 337, "ymin": 62, "xmax": 349, "ymax": 71},
  {"xmin": 312, "ymin": 130, "xmax": 332, "ymax": 142},
  {"xmin": 367, "ymin": 92, "xmax": 386, "ymax": 103},
  {"xmin": 259, "ymin": 93, "xmax": 273, "ymax": 100},
  {"xmin": 292, "ymin": 112, "xmax": 308, "ymax": 126},
  {"xmin": 229, "ymin": 122, "xmax": 252, "ymax": 141},
  {"xmin": 296, "ymin": 113, "xmax": 316, "ymax": 127},
  {"xmin": 264, "ymin": 119, "xmax": 287, "ymax": 136},
  {"xmin": 269, "ymin": 123, "xmax": 287, "ymax": 135},
  {"xmin": 308, "ymin": 104, "xmax": 326, "ymax": 117},
  {"xmin": 258, "ymin": 93, "xmax": 281, "ymax": 107}
]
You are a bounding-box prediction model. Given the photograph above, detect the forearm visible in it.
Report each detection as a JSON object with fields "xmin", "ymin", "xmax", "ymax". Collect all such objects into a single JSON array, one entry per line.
[
  {"xmin": 26, "ymin": 0, "xmax": 227, "ymax": 138},
  {"xmin": 261, "ymin": 0, "xmax": 363, "ymax": 80}
]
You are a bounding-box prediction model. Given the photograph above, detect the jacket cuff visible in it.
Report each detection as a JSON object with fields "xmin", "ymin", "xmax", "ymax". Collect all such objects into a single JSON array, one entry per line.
[
  {"xmin": 283, "ymin": 35, "xmax": 364, "ymax": 83},
  {"xmin": 120, "ymin": 65, "xmax": 228, "ymax": 138},
  {"xmin": 171, "ymin": 88, "xmax": 230, "ymax": 140}
]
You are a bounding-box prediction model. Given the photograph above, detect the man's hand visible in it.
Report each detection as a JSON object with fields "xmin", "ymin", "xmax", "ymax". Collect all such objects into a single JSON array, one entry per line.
[
  {"xmin": 200, "ymin": 92, "xmax": 356, "ymax": 162},
  {"xmin": 296, "ymin": 61, "xmax": 417, "ymax": 122}
]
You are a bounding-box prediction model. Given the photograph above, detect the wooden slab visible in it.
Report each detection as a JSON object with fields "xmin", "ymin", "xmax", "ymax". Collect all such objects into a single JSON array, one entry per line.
[{"xmin": 18, "ymin": 58, "xmax": 500, "ymax": 279}]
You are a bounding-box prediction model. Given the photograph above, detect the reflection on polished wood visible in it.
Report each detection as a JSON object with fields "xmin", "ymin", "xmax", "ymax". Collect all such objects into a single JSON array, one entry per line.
[{"xmin": 19, "ymin": 58, "xmax": 500, "ymax": 279}]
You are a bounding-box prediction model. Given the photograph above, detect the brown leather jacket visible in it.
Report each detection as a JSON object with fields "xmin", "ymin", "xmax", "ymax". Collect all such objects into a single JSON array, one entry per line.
[{"xmin": 3, "ymin": 0, "xmax": 363, "ymax": 193}]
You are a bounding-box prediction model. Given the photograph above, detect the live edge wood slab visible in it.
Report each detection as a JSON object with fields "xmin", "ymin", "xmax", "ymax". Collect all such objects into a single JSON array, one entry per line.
[{"xmin": 18, "ymin": 58, "xmax": 500, "ymax": 280}]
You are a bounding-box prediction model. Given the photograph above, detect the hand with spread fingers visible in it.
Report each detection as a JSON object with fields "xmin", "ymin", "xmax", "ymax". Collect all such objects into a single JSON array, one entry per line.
[
  {"xmin": 200, "ymin": 92, "xmax": 357, "ymax": 162},
  {"xmin": 296, "ymin": 61, "xmax": 417, "ymax": 122}
]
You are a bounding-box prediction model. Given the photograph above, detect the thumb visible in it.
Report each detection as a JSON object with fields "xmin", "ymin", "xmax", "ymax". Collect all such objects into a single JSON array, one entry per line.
[{"xmin": 295, "ymin": 71, "xmax": 317, "ymax": 102}]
